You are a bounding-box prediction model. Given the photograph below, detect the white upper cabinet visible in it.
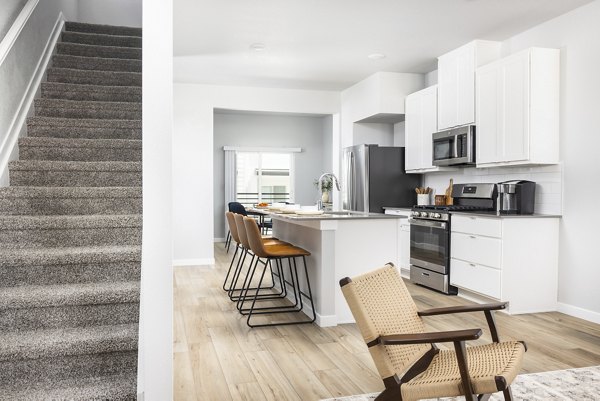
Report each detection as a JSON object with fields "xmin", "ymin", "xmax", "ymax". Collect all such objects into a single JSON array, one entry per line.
[
  {"xmin": 405, "ymin": 85, "xmax": 446, "ymax": 173},
  {"xmin": 438, "ymin": 40, "xmax": 502, "ymax": 130},
  {"xmin": 476, "ymin": 47, "xmax": 560, "ymax": 167}
]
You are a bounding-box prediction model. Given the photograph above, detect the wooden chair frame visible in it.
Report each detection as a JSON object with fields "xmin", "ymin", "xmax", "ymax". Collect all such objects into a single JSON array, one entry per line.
[{"xmin": 340, "ymin": 273, "xmax": 527, "ymax": 401}]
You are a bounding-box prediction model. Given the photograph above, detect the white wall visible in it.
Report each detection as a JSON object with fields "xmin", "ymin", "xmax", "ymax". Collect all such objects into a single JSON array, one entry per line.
[
  {"xmin": 498, "ymin": 0, "xmax": 600, "ymax": 322},
  {"xmin": 138, "ymin": 0, "xmax": 172, "ymax": 399},
  {"xmin": 213, "ymin": 111, "xmax": 332, "ymax": 239},
  {"xmin": 173, "ymin": 82, "xmax": 340, "ymax": 264},
  {"xmin": 352, "ymin": 122, "xmax": 394, "ymax": 146},
  {"xmin": 0, "ymin": 0, "xmax": 29, "ymax": 39},
  {"xmin": 77, "ymin": 0, "xmax": 142, "ymax": 27},
  {"xmin": 0, "ymin": 0, "xmax": 78, "ymax": 186}
]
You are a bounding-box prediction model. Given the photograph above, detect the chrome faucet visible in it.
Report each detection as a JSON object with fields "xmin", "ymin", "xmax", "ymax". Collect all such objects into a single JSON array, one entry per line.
[{"xmin": 317, "ymin": 173, "xmax": 341, "ymax": 210}]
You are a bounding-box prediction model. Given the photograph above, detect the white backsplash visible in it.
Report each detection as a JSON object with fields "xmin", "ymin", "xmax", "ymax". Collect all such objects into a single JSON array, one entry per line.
[{"xmin": 423, "ymin": 164, "xmax": 563, "ymax": 215}]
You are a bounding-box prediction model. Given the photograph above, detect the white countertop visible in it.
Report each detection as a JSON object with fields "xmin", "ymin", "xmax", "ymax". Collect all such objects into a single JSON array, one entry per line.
[{"xmin": 268, "ymin": 210, "xmax": 406, "ymax": 221}]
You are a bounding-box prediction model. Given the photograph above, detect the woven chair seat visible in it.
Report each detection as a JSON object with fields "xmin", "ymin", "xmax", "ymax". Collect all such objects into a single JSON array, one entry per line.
[{"xmin": 402, "ymin": 341, "xmax": 526, "ymax": 401}]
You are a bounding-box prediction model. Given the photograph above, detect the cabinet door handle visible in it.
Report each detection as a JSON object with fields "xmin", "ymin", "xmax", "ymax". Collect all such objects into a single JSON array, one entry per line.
[
  {"xmin": 469, "ymin": 235, "xmax": 476, "ymax": 239},
  {"xmin": 469, "ymin": 217, "xmax": 476, "ymax": 220},
  {"xmin": 470, "ymin": 263, "xmax": 476, "ymax": 267}
]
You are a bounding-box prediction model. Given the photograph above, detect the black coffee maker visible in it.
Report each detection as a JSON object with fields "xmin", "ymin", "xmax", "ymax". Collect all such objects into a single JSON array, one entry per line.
[{"xmin": 496, "ymin": 180, "xmax": 536, "ymax": 214}]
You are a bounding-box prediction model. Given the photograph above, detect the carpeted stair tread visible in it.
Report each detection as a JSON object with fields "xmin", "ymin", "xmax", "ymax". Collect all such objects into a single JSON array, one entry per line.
[
  {"xmin": 62, "ymin": 31, "xmax": 142, "ymax": 49},
  {"xmin": 0, "ymin": 215, "xmax": 142, "ymax": 248},
  {"xmin": 34, "ymin": 98, "xmax": 141, "ymax": 120},
  {"xmin": 0, "ymin": 245, "xmax": 141, "ymax": 268},
  {"xmin": 19, "ymin": 137, "xmax": 142, "ymax": 162},
  {"xmin": 0, "ymin": 214, "xmax": 141, "ymax": 230},
  {"xmin": 41, "ymin": 82, "xmax": 142, "ymax": 103},
  {"xmin": 66, "ymin": 21, "xmax": 142, "ymax": 37},
  {"xmin": 9, "ymin": 161, "xmax": 142, "ymax": 187},
  {"xmin": 0, "ymin": 187, "xmax": 142, "ymax": 198},
  {"xmin": 27, "ymin": 117, "xmax": 142, "ymax": 133},
  {"xmin": 0, "ymin": 282, "xmax": 139, "ymax": 311},
  {"xmin": 47, "ymin": 67, "xmax": 142, "ymax": 87},
  {"xmin": 0, "ymin": 323, "xmax": 138, "ymax": 361},
  {"xmin": 0, "ymin": 187, "xmax": 142, "ymax": 215},
  {"xmin": 52, "ymin": 54, "xmax": 142, "ymax": 73},
  {"xmin": 9, "ymin": 160, "xmax": 142, "ymax": 172},
  {"xmin": 0, "ymin": 373, "xmax": 137, "ymax": 401},
  {"xmin": 57, "ymin": 42, "xmax": 142, "ymax": 60},
  {"xmin": 19, "ymin": 137, "xmax": 142, "ymax": 150}
]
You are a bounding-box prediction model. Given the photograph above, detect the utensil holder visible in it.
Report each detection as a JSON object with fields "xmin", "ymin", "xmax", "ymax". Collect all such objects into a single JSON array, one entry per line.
[{"xmin": 417, "ymin": 194, "xmax": 430, "ymax": 206}]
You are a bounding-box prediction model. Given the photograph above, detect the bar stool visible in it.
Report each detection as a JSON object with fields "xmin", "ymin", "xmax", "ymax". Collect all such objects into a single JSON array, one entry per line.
[
  {"xmin": 223, "ymin": 211, "xmax": 283, "ymax": 293},
  {"xmin": 241, "ymin": 216, "xmax": 316, "ymax": 328},
  {"xmin": 222, "ymin": 212, "xmax": 245, "ymax": 292},
  {"xmin": 228, "ymin": 213, "xmax": 288, "ymax": 304}
]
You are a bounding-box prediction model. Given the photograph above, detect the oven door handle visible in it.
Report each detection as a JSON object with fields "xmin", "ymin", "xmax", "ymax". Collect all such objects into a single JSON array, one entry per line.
[{"xmin": 408, "ymin": 218, "xmax": 447, "ymax": 230}]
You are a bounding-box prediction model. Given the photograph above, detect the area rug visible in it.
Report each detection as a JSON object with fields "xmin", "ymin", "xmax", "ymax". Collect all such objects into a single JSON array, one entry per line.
[{"xmin": 321, "ymin": 365, "xmax": 600, "ymax": 400}]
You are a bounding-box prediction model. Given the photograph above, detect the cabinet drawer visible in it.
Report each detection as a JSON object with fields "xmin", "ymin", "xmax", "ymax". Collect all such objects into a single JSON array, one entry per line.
[
  {"xmin": 451, "ymin": 232, "xmax": 502, "ymax": 268},
  {"xmin": 451, "ymin": 215, "xmax": 501, "ymax": 238},
  {"xmin": 451, "ymin": 258, "xmax": 501, "ymax": 299}
]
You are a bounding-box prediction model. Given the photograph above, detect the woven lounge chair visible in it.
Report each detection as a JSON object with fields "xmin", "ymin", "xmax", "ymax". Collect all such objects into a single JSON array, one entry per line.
[{"xmin": 339, "ymin": 263, "xmax": 526, "ymax": 401}]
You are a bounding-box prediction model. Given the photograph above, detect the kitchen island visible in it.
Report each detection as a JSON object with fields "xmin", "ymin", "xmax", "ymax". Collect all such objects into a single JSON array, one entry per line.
[{"xmin": 269, "ymin": 211, "xmax": 407, "ymax": 327}]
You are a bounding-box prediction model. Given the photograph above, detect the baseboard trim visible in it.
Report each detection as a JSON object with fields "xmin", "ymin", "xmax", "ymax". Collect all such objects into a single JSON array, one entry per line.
[
  {"xmin": 172, "ymin": 258, "xmax": 215, "ymax": 267},
  {"xmin": 0, "ymin": 10, "xmax": 65, "ymax": 185},
  {"xmin": 315, "ymin": 313, "xmax": 339, "ymax": 328},
  {"xmin": 558, "ymin": 302, "xmax": 600, "ymax": 324}
]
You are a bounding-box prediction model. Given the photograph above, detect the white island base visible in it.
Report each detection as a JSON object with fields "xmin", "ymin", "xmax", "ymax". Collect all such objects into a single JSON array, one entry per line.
[{"xmin": 271, "ymin": 213, "xmax": 404, "ymax": 327}]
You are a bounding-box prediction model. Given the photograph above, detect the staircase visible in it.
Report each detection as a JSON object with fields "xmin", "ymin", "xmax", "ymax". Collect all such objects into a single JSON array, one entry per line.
[{"xmin": 0, "ymin": 22, "xmax": 142, "ymax": 400}]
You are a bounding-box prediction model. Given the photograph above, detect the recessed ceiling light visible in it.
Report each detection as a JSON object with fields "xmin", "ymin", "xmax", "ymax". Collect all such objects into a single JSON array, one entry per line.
[
  {"xmin": 368, "ymin": 53, "xmax": 386, "ymax": 60},
  {"xmin": 250, "ymin": 43, "xmax": 266, "ymax": 51}
]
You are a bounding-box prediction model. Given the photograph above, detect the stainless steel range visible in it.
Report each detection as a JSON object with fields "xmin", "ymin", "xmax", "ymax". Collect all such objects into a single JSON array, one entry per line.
[{"xmin": 409, "ymin": 183, "xmax": 497, "ymax": 295}]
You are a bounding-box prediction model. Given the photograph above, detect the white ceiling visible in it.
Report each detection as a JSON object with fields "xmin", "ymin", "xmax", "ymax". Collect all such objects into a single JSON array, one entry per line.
[{"xmin": 174, "ymin": 0, "xmax": 592, "ymax": 91}]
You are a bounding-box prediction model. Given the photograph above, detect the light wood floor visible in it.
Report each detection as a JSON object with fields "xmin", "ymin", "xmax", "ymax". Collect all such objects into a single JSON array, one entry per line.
[{"xmin": 174, "ymin": 243, "xmax": 600, "ymax": 401}]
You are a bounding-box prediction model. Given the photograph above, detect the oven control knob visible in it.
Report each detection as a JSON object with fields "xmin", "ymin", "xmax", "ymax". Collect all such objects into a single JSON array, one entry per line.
[
  {"xmin": 433, "ymin": 213, "xmax": 441, "ymax": 219},
  {"xmin": 420, "ymin": 212, "xmax": 429, "ymax": 217},
  {"xmin": 412, "ymin": 211, "xmax": 419, "ymax": 217}
]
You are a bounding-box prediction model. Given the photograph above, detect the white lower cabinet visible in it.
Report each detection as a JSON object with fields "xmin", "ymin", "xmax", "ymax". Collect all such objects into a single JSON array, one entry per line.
[
  {"xmin": 450, "ymin": 214, "xmax": 559, "ymax": 314},
  {"xmin": 452, "ymin": 259, "xmax": 501, "ymax": 299}
]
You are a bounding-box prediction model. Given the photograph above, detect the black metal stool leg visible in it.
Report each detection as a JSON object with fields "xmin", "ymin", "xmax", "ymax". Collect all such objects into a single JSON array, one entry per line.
[
  {"xmin": 225, "ymin": 231, "xmax": 231, "ymax": 250},
  {"xmin": 246, "ymin": 255, "xmax": 316, "ymax": 327},
  {"xmin": 228, "ymin": 249, "xmax": 249, "ymax": 299},
  {"xmin": 222, "ymin": 244, "xmax": 240, "ymax": 291},
  {"xmin": 301, "ymin": 255, "xmax": 317, "ymax": 323}
]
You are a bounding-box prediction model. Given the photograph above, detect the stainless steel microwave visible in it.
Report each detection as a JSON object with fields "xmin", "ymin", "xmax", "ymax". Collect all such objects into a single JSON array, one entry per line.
[{"xmin": 432, "ymin": 125, "xmax": 475, "ymax": 166}]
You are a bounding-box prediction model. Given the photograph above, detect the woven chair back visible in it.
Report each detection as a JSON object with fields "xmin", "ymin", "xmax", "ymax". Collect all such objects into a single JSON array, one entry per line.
[{"xmin": 341, "ymin": 264, "xmax": 431, "ymax": 380}]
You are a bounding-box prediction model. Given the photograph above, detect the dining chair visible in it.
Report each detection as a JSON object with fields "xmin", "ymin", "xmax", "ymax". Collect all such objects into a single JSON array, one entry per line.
[{"xmin": 340, "ymin": 263, "xmax": 526, "ymax": 401}]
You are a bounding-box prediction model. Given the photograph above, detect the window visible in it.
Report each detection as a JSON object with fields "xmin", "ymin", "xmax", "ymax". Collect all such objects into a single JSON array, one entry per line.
[{"xmin": 235, "ymin": 151, "xmax": 294, "ymax": 207}]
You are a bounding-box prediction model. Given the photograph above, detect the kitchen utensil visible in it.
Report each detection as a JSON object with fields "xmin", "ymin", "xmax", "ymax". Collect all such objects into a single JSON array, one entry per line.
[
  {"xmin": 435, "ymin": 195, "xmax": 447, "ymax": 205},
  {"xmin": 445, "ymin": 179, "xmax": 454, "ymax": 205}
]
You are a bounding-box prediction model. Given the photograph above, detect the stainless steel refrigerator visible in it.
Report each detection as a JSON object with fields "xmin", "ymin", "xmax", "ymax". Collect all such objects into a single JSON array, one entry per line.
[{"xmin": 342, "ymin": 145, "xmax": 420, "ymax": 213}]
